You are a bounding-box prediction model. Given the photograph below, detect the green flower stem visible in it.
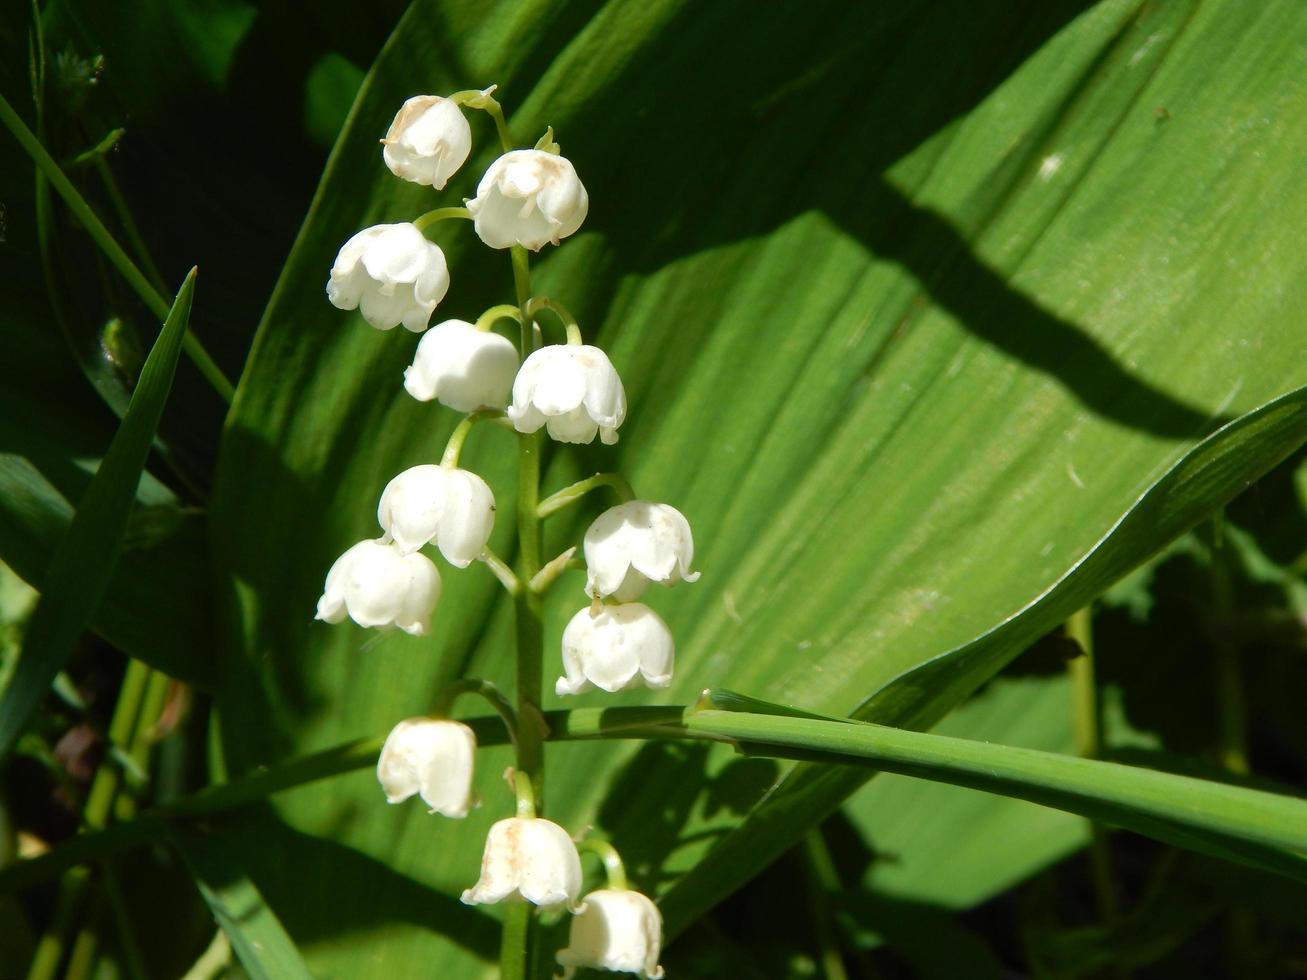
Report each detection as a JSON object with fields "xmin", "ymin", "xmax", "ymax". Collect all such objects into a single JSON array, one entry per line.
[
  {"xmin": 537, "ymin": 472, "xmax": 636, "ymax": 519},
  {"xmin": 64, "ymin": 128, "xmax": 125, "ymax": 170},
  {"xmin": 578, "ymin": 838, "xmax": 628, "ymax": 891},
  {"xmin": 413, "ymin": 206, "xmax": 471, "ymax": 232},
  {"xmin": 431, "ymin": 679, "xmax": 519, "ymax": 749},
  {"xmin": 475, "ymin": 303, "xmax": 523, "ymax": 333},
  {"xmin": 525, "ymin": 296, "xmax": 584, "ymax": 346},
  {"xmin": 483, "ymin": 99, "xmax": 516, "ymax": 155},
  {"xmin": 527, "ymin": 547, "xmax": 577, "ymax": 595},
  {"xmin": 0, "ymin": 90, "xmax": 234, "ymax": 404},
  {"xmin": 508, "ymin": 218, "xmax": 545, "ymax": 978},
  {"xmin": 115, "ymin": 668, "xmax": 171, "ymax": 820},
  {"xmin": 1205, "ymin": 514, "xmax": 1249, "ymax": 775},
  {"xmin": 26, "ymin": 658, "xmax": 155, "ymax": 980},
  {"xmin": 1067, "ymin": 606, "xmax": 1125, "ymax": 949},
  {"xmin": 441, "ymin": 409, "xmax": 507, "ymax": 467},
  {"xmin": 801, "ymin": 830, "xmax": 849, "ymax": 980},
  {"xmin": 513, "ymin": 768, "xmax": 537, "ymax": 819},
  {"xmin": 86, "ymin": 660, "xmax": 153, "ymax": 829},
  {"xmin": 500, "ymin": 905, "xmax": 533, "ymax": 980},
  {"xmin": 480, "ymin": 547, "xmax": 523, "ymax": 596},
  {"xmin": 1205, "ymin": 512, "xmax": 1255, "ymax": 970}
]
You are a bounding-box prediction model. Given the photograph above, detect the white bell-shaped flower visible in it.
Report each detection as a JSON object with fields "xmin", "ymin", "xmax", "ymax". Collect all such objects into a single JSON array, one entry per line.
[
  {"xmin": 381, "ymin": 95, "xmax": 471, "ymax": 189},
  {"xmin": 466, "ymin": 149, "xmax": 588, "ymax": 250},
  {"xmin": 376, "ymin": 718, "xmax": 477, "ymax": 817},
  {"xmin": 403, "ymin": 319, "xmax": 520, "ymax": 411},
  {"xmin": 584, "ymin": 501, "xmax": 699, "ymax": 601},
  {"xmin": 507, "ymin": 344, "xmax": 625, "ymax": 445},
  {"xmin": 314, "ymin": 538, "xmax": 441, "ymax": 635},
  {"xmin": 460, "ymin": 817, "xmax": 583, "ymax": 910},
  {"xmin": 326, "ymin": 223, "xmax": 450, "ymax": 332},
  {"xmin": 556, "ymin": 603, "xmax": 674, "ymax": 696},
  {"xmin": 377, "ymin": 464, "xmax": 496, "ymax": 566},
  {"xmin": 557, "ymin": 888, "xmax": 665, "ymax": 979}
]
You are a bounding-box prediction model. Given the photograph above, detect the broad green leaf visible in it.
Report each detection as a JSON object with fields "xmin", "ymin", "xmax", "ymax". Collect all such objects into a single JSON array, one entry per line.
[
  {"xmin": 0, "ymin": 269, "xmax": 195, "ymax": 760},
  {"xmin": 172, "ymin": 826, "xmax": 314, "ymax": 980},
  {"xmin": 664, "ymin": 382, "xmax": 1307, "ymax": 929},
  {"xmin": 208, "ymin": 0, "xmax": 1307, "ymax": 973}
]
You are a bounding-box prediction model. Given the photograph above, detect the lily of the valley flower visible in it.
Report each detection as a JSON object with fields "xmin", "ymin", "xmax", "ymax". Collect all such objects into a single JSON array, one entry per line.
[
  {"xmin": 556, "ymin": 603, "xmax": 673, "ymax": 695},
  {"xmin": 584, "ymin": 501, "xmax": 699, "ymax": 601},
  {"xmin": 507, "ymin": 344, "xmax": 625, "ymax": 445},
  {"xmin": 557, "ymin": 888, "xmax": 665, "ymax": 979},
  {"xmin": 460, "ymin": 817, "xmax": 583, "ymax": 910},
  {"xmin": 376, "ymin": 718, "xmax": 477, "ymax": 817},
  {"xmin": 403, "ymin": 318, "xmax": 520, "ymax": 411},
  {"xmin": 377, "ymin": 464, "xmax": 496, "ymax": 566},
  {"xmin": 382, "ymin": 95, "xmax": 471, "ymax": 189},
  {"xmin": 327, "ymin": 223, "xmax": 450, "ymax": 332},
  {"xmin": 315, "ymin": 538, "xmax": 441, "ymax": 635},
  {"xmin": 467, "ymin": 149, "xmax": 588, "ymax": 250}
]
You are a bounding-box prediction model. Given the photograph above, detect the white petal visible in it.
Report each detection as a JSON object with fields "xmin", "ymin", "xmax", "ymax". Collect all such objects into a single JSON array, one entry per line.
[
  {"xmin": 468, "ymin": 150, "xmax": 588, "ymax": 250},
  {"xmin": 377, "ymin": 465, "xmax": 448, "ymax": 554},
  {"xmin": 546, "ymin": 407, "xmax": 600, "ymax": 444},
  {"xmin": 461, "ymin": 817, "xmax": 582, "ymax": 910},
  {"xmin": 328, "ymin": 224, "xmax": 448, "ymax": 331},
  {"xmin": 434, "ymin": 468, "xmax": 496, "ymax": 568},
  {"xmin": 382, "ymin": 96, "xmax": 471, "ymax": 189},
  {"xmin": 558, "ymin": 889, "xmax": 664, "ymax": 978},
  {"xmin": 376, "ymin": 718, "xmax": 477, "ymax": 818},
  {"xmin": 360, "ymin": 223, "xmax": 432, "ymax": 284},
  {"xmin": 314, "ymin": 539, "xmax": 441, "ymax": 634},
  {"xmin": 556, "ymin": 604, "xmax": 674, "ymax": 695},
  {"xmin": 405, "ymin": 320, "xmax": 520, "ymax": 411},
  {"xmin": 377, "ymin": 465, "xmax": 495, "ymax": 568},
  {"xmin": 583, "ymin": 501, "xmax": 697, "ymax": 598}
]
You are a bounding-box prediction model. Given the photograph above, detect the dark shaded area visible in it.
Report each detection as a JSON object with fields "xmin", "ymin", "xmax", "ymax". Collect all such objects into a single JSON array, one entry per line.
[
  {"xmin": 188, "ymin": 808, "xmax": 501, "ymax": 962},
  {"xmin": 2, "ymin": 0, "xmax": 410, "ymax": 493},
  {"xmin": 532, "ymin": 0, "xmax": 1226, "ymax": 439},
  {"xmin": 596, "ymin": 739, "xmax": 779, "ymax": 891}
]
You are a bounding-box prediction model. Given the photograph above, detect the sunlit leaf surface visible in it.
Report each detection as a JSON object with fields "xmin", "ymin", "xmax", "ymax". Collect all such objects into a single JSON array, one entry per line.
[{"xmin": 208, "ymin": 0, "xmax": 1307, "ymax": 972}]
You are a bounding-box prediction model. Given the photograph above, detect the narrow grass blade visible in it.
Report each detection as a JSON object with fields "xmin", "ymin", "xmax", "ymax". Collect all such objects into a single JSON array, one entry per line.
[
  {"xmin": 7, "ymin": 702, "xmax": 1307, "ymax": 898},
  {"xmin": 172, "ymin": 827, "xmax": 314, "ymax": 980},
  {"xmin": 678, "ymin": 709, "xmax": 1307, "ymax": 884},
  {"xmin": 0, "ymin": 270, "xmax": 196, "ymax": 761}
]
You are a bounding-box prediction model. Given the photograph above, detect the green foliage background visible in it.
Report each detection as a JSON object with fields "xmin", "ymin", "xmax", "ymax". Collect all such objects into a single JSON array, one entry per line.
[{"xmin": 4, "ymin": 0, "xmax": 1307, "ymax": 977}]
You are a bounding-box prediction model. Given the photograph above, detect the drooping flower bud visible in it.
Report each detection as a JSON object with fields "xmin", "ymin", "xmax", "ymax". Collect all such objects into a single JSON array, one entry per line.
[
  {"xmin": 376, "ymin": 718, "xmax": 477, "ymax": 817},
  {"xmin": 556, "ymin": 603, "xmax": 673, "ymax": 696},
  {"xmin": 466, "ymin": 149, "xmax": 588, "ymax": 250},
  {"xmin": 507, "ymin": 344, "xmax": 625, "ymax": 445},
  {"xmin": 377, "ymin": 464, "xmax": 496, "ymax": 566},
  {"xmin": 381, "ymin": 96, "xmax": 471, "ymax": 189},
  {"xmin": 557, "ymin": 888, "xmax": 665, "ymax": 979},
  {"xmin": 403, "ymin": 319, "xmax": 520, "ymax": 411},
  {"xmin": 584, "ymin": 501, "xmax": 699, "ymax": 601},
  {"xmin": 326, "ymin": 223, "xmax": 450, "ymax": 332},
  {"xmin": 460, "ymin": 817, "xmax": 583, "ymax": 910},
  {"xmin": 314, "ymin": 538, "xmax": 441, "ymax": 635}
]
